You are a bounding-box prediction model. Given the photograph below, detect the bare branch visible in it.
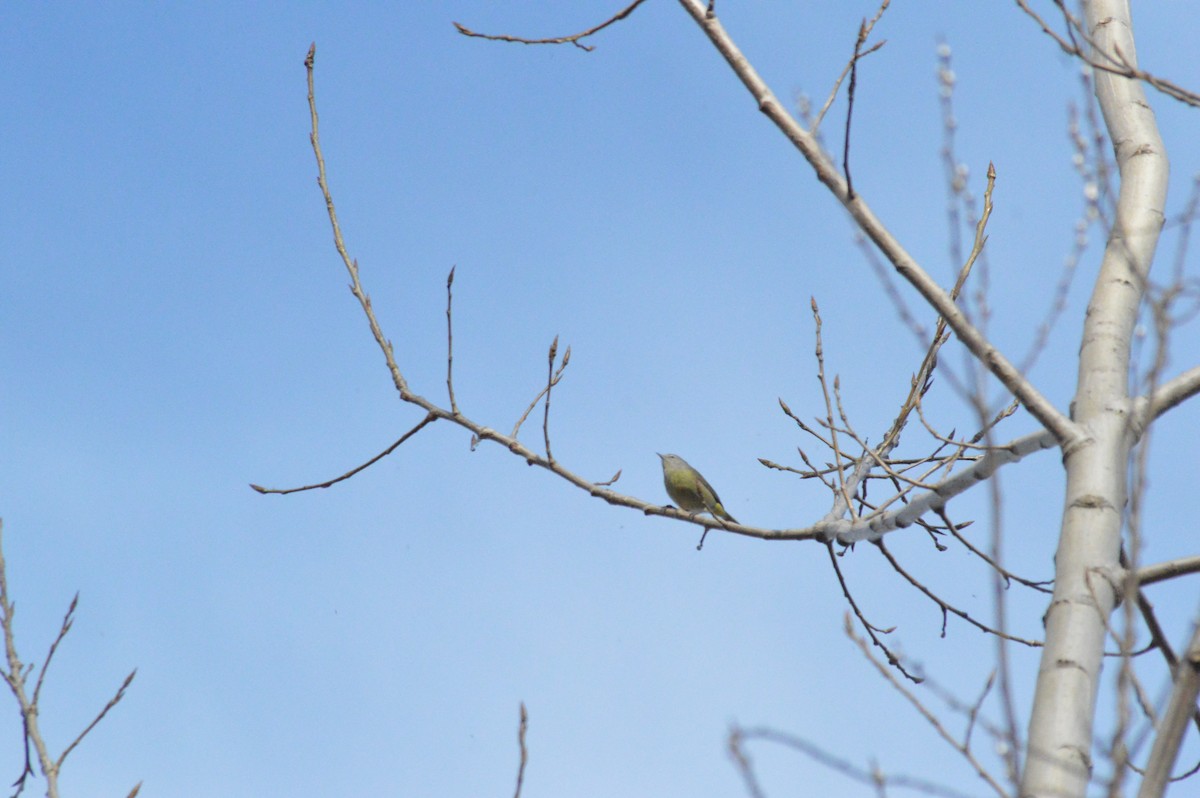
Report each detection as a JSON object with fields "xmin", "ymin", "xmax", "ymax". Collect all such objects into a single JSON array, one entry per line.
[
  {"xmin": 1144, "ymin": 365, "xmax": 1200, "ymax": 421},
  {"xmin": 809, "ymin": 300, "xmax": 862, "ymax": 521},
  {"xmin": 542, "ymin": 337, "xmax": 567, "ymax": 464},
  {"xmin": 937, "ymin": 508, "xmax": 1053, "ymax": 593},
  {"xmin": 824, "ymin": 542, "xmax": 923, "ymax": 684},
  {"xmin": 0, "ymin": 521, "xmax": 58, "ymax": 796},
  {"xmin": 58, "ymin": 669, "xmax": 137, "ymax": 768},
  {"xmin": 874, "ymin": 540, "xmax": 1044, "ymax": 647},
  {"xmin": 0, "ymin": 521, "xmax": 136, "ymax": 796},
  {"xmin": 454, "ymin": 0, "xmax": 649, "ymax": 52},
  {"xmin": 810, "ymin": 0, "xmax": 889, "ymax": 136},
  {"xmin": 513, "ymin": 703, "xmax": 528, "ymax": 798},
  {"xmin": 510, "ymin": 344, "xmax": 572, "ymax": 441},
  {"xmin": 251, "ymin": 413, "xmax": 438, "ymax": 495},
  {"xmin": 446, "ymin": 265, "xmax": 459, "ymax": 415},
  {"xmin": 833, "ymin": 429, "xmax": 1058, "ymax": 545},
  {"xmin": 734, "ymin": 725, "xmax": 981, "ymax": 798},
  {"xmin": 1136, "ymin": 555, "xmax": 1200, "ymax": 587},
  {"xmin": 841, "ymin": 19, "xmax": 869, "ymax": 200},
  {"xmin": 32, "ymin": 593, "xmax": 78, "ymax": 708},
  {"xmin": 727, "ymin": 727, "xmax": 768, "ymax": 798}
]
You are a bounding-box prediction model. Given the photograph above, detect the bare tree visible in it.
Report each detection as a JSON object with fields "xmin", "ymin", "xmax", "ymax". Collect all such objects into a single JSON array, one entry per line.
[{"xmin": 255, "ymin": 3, "xmax": 1200, "ymax": 797}]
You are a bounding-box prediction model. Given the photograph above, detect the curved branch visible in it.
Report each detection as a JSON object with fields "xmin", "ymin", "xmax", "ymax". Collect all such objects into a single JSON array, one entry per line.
[
  {"xmin": 1144, "ymin": 365, "xmax": 1200, "ymax": 421},
  {"xmin": 454, "ymin": 0, "xmax": 648, "ymax": 52}
]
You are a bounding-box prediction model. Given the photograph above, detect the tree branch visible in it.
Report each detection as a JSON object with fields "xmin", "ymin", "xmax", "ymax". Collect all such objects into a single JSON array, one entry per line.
[
  {"xmin": 674, "ymin": 0, "xmax": 1084, "ymax": 450},
  {"xmin": 454, "ymin": 0, "xmax": 649, "ymax": 52}
]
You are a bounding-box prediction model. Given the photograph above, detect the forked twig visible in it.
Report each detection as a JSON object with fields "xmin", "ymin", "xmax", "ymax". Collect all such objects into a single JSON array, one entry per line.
[{"xmin": 0, "ymin": 521, "xmax": 138, "ymax": 797}]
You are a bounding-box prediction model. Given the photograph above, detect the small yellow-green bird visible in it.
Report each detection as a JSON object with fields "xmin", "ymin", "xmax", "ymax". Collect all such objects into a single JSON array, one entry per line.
[{"xmin": 657, "ymin": 453, "xmax": 738, "ymax": 524}]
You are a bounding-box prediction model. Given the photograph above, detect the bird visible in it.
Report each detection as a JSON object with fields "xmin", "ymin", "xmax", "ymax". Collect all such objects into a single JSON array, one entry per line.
[{"xmin": 657, "ymin": 453, "xmax": 738, "ymax": 524}]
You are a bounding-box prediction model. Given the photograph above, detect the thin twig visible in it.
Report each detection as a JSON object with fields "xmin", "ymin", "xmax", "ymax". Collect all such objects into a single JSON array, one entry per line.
[
  {"xmin": 824, "ymin": 542, "xmax": 923, "ymax": 683},
  {"xmin": 32, "ymin": 594, "xmax": 77, "ymax": 708},
  {"xmin": 937, "ymin": 508, "xmax": 1053, "ymax": 593},
  {"xmin": 811, "ymin": 299, "xmax": 855, "ymax": 517},
  {"xmin": 446, "ymin": 266, "xmax": 459, "ymax": 415},
  {"xmin": 543, "ymin": 337, "xmax": 566, "ymax": 463},
  {"xmin": 58, "ymin": 669, "xmax": 137, "ymax": 768},
  {"xmin": 512, "ymin": 346, "xmax": 571, "ymax": 441},
  {"xmin": 513, "ymin": 703, "xmax": 528, "ymax": 798},
  {"xmin": 736, "ymin": 725, "xmax": 981, "ymax": 798},
  {"xmin": 0, "ymin": 521, "xmax": 57, "ymax": 797},
  {"xmin": 454, "ymin": 0, "xmax": 649, "ymax": 52},
  {"xmin": 811, "ymin": 42, "xmax": 886, "ymax": 137},
  {"xmin": 842, "ymin": 19, "xmax": 868, "ymax": 200},
  {"xmin": 250, "ymin": 413, "xmax": 438, "ymax": 495},
  {"xmin": 727, "ymin": 728, "xmax": 767, "ymax": 798},
  {"xmin": 874, "ymin": 540, "xmax": 1044, "ymax": 647}
]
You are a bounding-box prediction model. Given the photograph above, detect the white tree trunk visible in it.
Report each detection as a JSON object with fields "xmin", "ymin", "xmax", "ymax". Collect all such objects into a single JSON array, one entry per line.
[{"xmin": 1019, "ymin": 2, "xmax": 1168, "ymax": 796}]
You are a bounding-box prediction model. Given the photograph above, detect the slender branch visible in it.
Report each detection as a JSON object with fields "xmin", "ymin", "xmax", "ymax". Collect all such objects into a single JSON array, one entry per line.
[
  {"xmin": 811, "ymin": 300, "xmax": 855, "ymax": 517},
  {"xmin": 512, "ymin": 346, "xmax": 571, "ymax": 440},
  {"xmin": 734, "ymin": 725, "xmax": 980, "ymax": 798},
  {"xmin": 289, "ymin": 43, "xmax": 1055, "ymax": 547},
  {"xmin": 810, "ymin": 1, "xmax": 889, "ymax": 135},
  {"xmin": 542, "ymin": 337, "xmax": 566, "ymax": 463},
  {"xmin": 304, "ymin": 44, "xmax": 410, "ymax": 398},
  {"xmin": 0, "ymin": 521, "xmax": 59, "ymax": 796},
  {"xmin": 32, "ymin": 594, "xmax": 77, "ymax": 708},
  {"xmin": 937, "ymin": 508, "xmax": 1053, "ymax": 593},
  {"xmin": 875, "ymin": 540, "xmax": 1044, "ymax": 647},
  {"xmin": 727, "ymin": 728, "xmax": 767, "ymax": 798},
  {"xmin": 1144, "ymin": 365, "xmax": 1200, "ymax": 421},
  {"xmin": 0, "ymin": 521, "xmax": 137, "ymax": 798},
  {"xmin": 824, "ymin": 542, "xmax": 923, "ymax": 683},
  {"xmin": 454, "ymin": 0, "xmax": 649, "ymax": 52},
  {"xmin": 446, "ymin": 266, "xmax": 459, "ymax": 415},
  {"xmin": 250, "ymin": 413, "xmax": 438, "ymax": 495},
  {"xmin": 841, "ymin": 19, "xmax": 866, "ymax": 200},
  {"xmin": 512, "ymin": 703, "xmax": 528, "ymax": 798},
  {"xmin": 58, "ymin": 669, "xmax": 137, "ymax": 768}
]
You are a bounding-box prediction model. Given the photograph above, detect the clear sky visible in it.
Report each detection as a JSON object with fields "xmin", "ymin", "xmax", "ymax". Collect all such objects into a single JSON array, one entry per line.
[{"xmin": 2, "ymin": 3, "xmax": 1199, "ymax": 796}]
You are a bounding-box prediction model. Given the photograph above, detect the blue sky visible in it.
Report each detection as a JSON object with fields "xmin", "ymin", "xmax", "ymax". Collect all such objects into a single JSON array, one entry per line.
[{"xmin": 2, "ymin": 3, "xmax": 1199, "ymax": 796}]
